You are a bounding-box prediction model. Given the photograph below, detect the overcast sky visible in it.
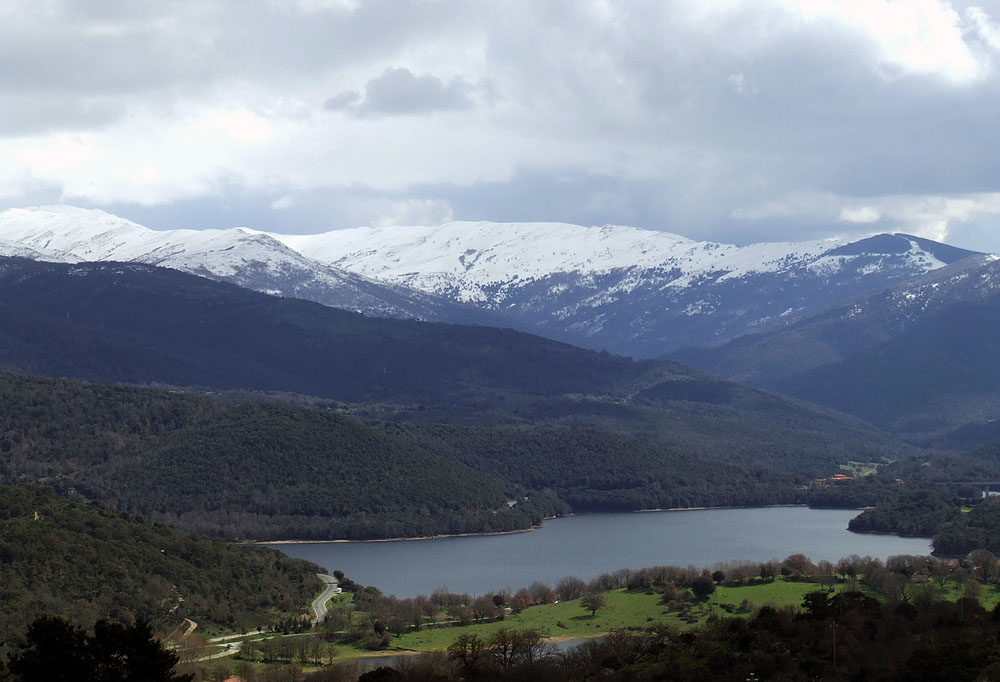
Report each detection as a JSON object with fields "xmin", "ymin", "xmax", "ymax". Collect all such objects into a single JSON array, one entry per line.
[{"xmin": 2, "ymin": 0, "xmax": 1000, "ymax": 251}]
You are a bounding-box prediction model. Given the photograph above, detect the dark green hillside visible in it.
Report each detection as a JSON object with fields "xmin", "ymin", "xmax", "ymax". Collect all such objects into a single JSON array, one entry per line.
[
  {"xmin": 1, "ymin": 366, "xmax": 911, "ymax": 541},
  {"xmin": 847, "ymin": 488, "xmax": 959, "ymax": 538},
  {"xmin": 785, "ymin": 300, "xmax": 1000, "ymax": 443},
  {"xmin": 0, "ymin": 371, "xmax": 564, "ymax": 540},
  {"xmin": 671, "ymin": 256, "xmax": 1000, "ymax": 447},
  {"xmin": 0, "ymin": 258, "xmax": 655, "ymax": 402},
  {"xmin": 847, "ymin": 488, "xmax": 1000, "ymax": 556},
  {"xmin": 0, "ymin": 484, "xmax": 321, "ymax": 646},
  {"xmin": 383, "ymin": 423, "xmax": 803, "ymax": 511},
  {"xmin": 0, "ymin": 257, "xmax": 909, "ymax": 465},
  {"xmin": 356, "ymin": 382, "xmax": 909, "ymax": 480},
  {"xmin": 934, "ymin": 497, "xmax": 1000, "ymax": 555}
]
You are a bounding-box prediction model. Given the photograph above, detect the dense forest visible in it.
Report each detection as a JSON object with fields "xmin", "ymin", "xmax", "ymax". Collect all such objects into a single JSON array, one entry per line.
[
  {"xmin": 383, "ymin": 423, "xmax": 803, "ymax": 511},
  {"xmin": 0, "ymin": 371, "xmax": 564, "ymax": 540},
  {"xmin": 3, "ymin": 363, "xmax": 976, "ymax": 541},
  {"xmin": 4, "ymin": 368, "xmax": 908, "ymax": 541},
  {"xmin": 3, "ymin": 616, "xmax": 192, "ymax": 682},
  {"xmin": 847, "ymin": 488, "xmax": 961, "ymax": 538},
  {"xmin": 845, "ymin": 489, "xmax": 1000, "ymax": 556},
  {"xmin": 0, "ymin": 484, "xmax": 321, "ymax": 647}
]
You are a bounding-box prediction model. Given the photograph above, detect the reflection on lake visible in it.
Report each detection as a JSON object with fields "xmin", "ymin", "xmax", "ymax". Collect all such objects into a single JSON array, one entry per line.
[{"xmin": 268, "ymin": 507, "xmax": 931, "ymax": 598}]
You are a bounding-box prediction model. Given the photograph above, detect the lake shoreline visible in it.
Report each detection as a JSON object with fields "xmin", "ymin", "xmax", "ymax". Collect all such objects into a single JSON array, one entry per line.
[
  {"xmin": 257, "ymin": 504, "xmax": 815, "ymax": 545},
  {"xmin": 266, "ymin": 508, "xmax": 932, "ymax": 599},
  {"xmin": 259, "ymin": 525, "xmax": 540, "ymax": 545}
]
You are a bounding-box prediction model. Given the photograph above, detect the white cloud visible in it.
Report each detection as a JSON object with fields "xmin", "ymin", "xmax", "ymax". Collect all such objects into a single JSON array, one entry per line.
[
  {"xmin": 290, "ymin": 0, "xmax": 360, "ymax": 14},
  {"xmin": 839, "ymin": 206, "xmax": 882, "ymax": 223},
  {"xmin": 778, "ymin": 0, "xmax": 988, "ymax": 83},
  {"xmin": 727, "ymin": 72, "xmax": 756, "ymax": 95},
  {"xmin": 271, "ymin": 195, "xmax": 295, "ymax": 210},
  {"xmin": 373, "ymin": 199, "xmax": 454, "ymax": 227},
  {"xmin": 968, "ymin": 6, "xmax": 1000, "ymax": 51}
]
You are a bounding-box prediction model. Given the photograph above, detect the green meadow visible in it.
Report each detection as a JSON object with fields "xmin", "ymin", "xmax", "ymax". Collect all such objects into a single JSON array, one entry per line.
[{"xmin": 348, "ymin": 578, "xmax": 846, "ymax": 657}]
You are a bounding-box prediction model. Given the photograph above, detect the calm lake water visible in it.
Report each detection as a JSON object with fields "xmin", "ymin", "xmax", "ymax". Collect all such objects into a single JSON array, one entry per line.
[{"xmin": 267, "ymin": 507, "xmax": 931, "ymax": 598}]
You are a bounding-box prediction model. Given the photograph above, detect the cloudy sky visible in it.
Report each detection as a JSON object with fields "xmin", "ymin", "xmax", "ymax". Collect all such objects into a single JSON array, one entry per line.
[{"xmin": 2, "ymin": 0, "xmax": 1000, "ymax": 251}]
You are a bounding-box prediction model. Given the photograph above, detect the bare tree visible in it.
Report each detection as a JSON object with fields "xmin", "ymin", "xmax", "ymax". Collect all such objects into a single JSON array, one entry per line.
[{"xmin": 557, "ymin": 576, "xmax": 587, "ymax": 601}]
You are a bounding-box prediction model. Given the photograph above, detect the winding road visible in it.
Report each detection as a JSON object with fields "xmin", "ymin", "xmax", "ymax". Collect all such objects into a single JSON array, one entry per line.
[
  {"xmin": 311, "ymin": 573, "xmax": 342, "ymax": 624},
  {"xmin": 179, "ymin": 572, "xmax": 342, "ymax": 662}
]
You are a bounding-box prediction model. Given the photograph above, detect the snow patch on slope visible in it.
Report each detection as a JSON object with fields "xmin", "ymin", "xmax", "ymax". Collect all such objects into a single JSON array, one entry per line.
[{"xmin": 273, "ymin": 221, "xmax": 847, "ymax": 301}]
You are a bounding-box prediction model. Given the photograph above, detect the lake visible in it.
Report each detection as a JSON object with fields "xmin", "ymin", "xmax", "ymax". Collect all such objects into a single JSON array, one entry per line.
[{"xmin": 267, "ymin": 507, "xmax": 931, "ymax": 598}]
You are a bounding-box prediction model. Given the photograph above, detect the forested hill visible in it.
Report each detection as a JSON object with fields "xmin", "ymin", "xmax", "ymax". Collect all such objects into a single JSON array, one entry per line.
[
  {"xmin": 0, "ymin": 371, "xmax": 564, "ymax": 540},
  {"xmin": 0, "ymin": 256, "xmax": 913, "ymax": 475},
  {"xmin": 0, "ymin": 368, "xmax": 905, "ymax": 541},
  {"xmin": 0, "ymin": 484, "xmax": 322, "ymax": 646},
  {"xmin": 0, "ymin": 256, "xmax": 657, "ymax": 402}
]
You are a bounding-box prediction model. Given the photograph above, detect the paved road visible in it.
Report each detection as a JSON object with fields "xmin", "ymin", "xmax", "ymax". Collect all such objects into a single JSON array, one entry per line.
[
  {"xmin": 311, "ymin": 573, "xmax": 342, "ymax": 625},
  {"xmin": 182, "ymin": 572, "xmax": 342, "ymax": 661}
]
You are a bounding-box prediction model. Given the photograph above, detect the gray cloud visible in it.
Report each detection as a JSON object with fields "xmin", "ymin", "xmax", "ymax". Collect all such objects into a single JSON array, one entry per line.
[
  {"xmin": 0, "ymin": 94, "xmax": 123, "ymax": 136},
  {"xmin": 324, "ymin": 91, "xmax": 361, "ymax": 112},
  {"xmin": 4, "ymin": 0, "xmax": 1000, "ymax": 252},
  {"xmin": 0, "ymin": 0, "xmax": 478, "ymax": 135},
  {"xmin": 326, "ymin": 67, "xmax": 477, "ymax": 116}
]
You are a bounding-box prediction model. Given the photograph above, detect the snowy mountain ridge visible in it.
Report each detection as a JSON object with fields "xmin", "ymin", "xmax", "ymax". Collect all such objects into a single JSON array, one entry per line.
[
  {"xmin": 273, "ymin": 221, "xmax": 873, "ymax": 303},
  {"xmin": 0, "ymin": 206, "xmax": 295, "ymax": 278},
  {"xmin": 271, "ymin": 220, "xmax": 970, "ymax": 355},
  {"xmin": 0, "ymin": 205, "xmax": 503, "ymax": 325},
  {"xmin": 0, "ymin": 205, "xmax": 979, "ymax": 357}
]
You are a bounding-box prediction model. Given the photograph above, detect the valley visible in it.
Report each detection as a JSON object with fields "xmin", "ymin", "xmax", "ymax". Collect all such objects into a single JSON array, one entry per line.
[
  {"xmin": 5, "ymin": 207, "xmax": 999, "ymax": 450},
  {"xmin": 1, "ymin": 207, "xmax": 999, "ymax": 681},
  {"xmin": 9, "ymin": 3, "xmax": 1000, "ymax": 677}
]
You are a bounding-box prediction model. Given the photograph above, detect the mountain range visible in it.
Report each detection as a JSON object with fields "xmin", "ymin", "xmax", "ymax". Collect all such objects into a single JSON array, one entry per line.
[
  {"xmin": 3, "ymin": 204, "xmax": 997, "ymax": 449},
  {"xmin": 276, "ymin": 223, "xmax": 976, "ymax": 356},
  {"xmin": 0, "ymin": 205, "xmax": 978, "ymax": 357}
]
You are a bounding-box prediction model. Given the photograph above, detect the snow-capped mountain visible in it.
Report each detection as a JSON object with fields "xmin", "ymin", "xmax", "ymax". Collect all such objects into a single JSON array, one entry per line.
[
  {"xmin": 277, "ymin": 222, "xmax": 845, "ymax": 301},
  {"xmin": 0, "ymin": 206, "xmax": 504, "ymax": 326},
  {"xmin": 0, "ymin": 206, "xmax": 980, "ymax": 357},
  {"xmin": 273, "ymin": 223, "xmax": 978, "ymax": 356}
]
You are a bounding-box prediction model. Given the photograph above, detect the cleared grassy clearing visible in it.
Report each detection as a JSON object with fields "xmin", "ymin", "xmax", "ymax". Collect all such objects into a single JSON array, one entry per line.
[
  {"xmin": 357, "ymin": 578, "xmax": 1000, "ymax": 660},
  {"xmin": 382, "ymin": 578, "xmax": 851, "ymax": 656}
]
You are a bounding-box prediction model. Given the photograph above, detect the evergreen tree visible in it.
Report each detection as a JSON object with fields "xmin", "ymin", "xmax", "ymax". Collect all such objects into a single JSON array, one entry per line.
[{"xmin": 7, "ymin": 616, "xmax": 192, "ymax": 682}]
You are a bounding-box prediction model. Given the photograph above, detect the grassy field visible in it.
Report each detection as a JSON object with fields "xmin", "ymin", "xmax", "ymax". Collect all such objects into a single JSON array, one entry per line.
[
  {"xmin": 384, "ymin": 578, "xmax": 847, "ymax": 655},
  {"xmin": 839, "ymin": 461, "xmax": 881, "ymax": 477},
  {"xmin": 203, "ymin": 577, "xmax": 1000, "ymax": 664}
]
